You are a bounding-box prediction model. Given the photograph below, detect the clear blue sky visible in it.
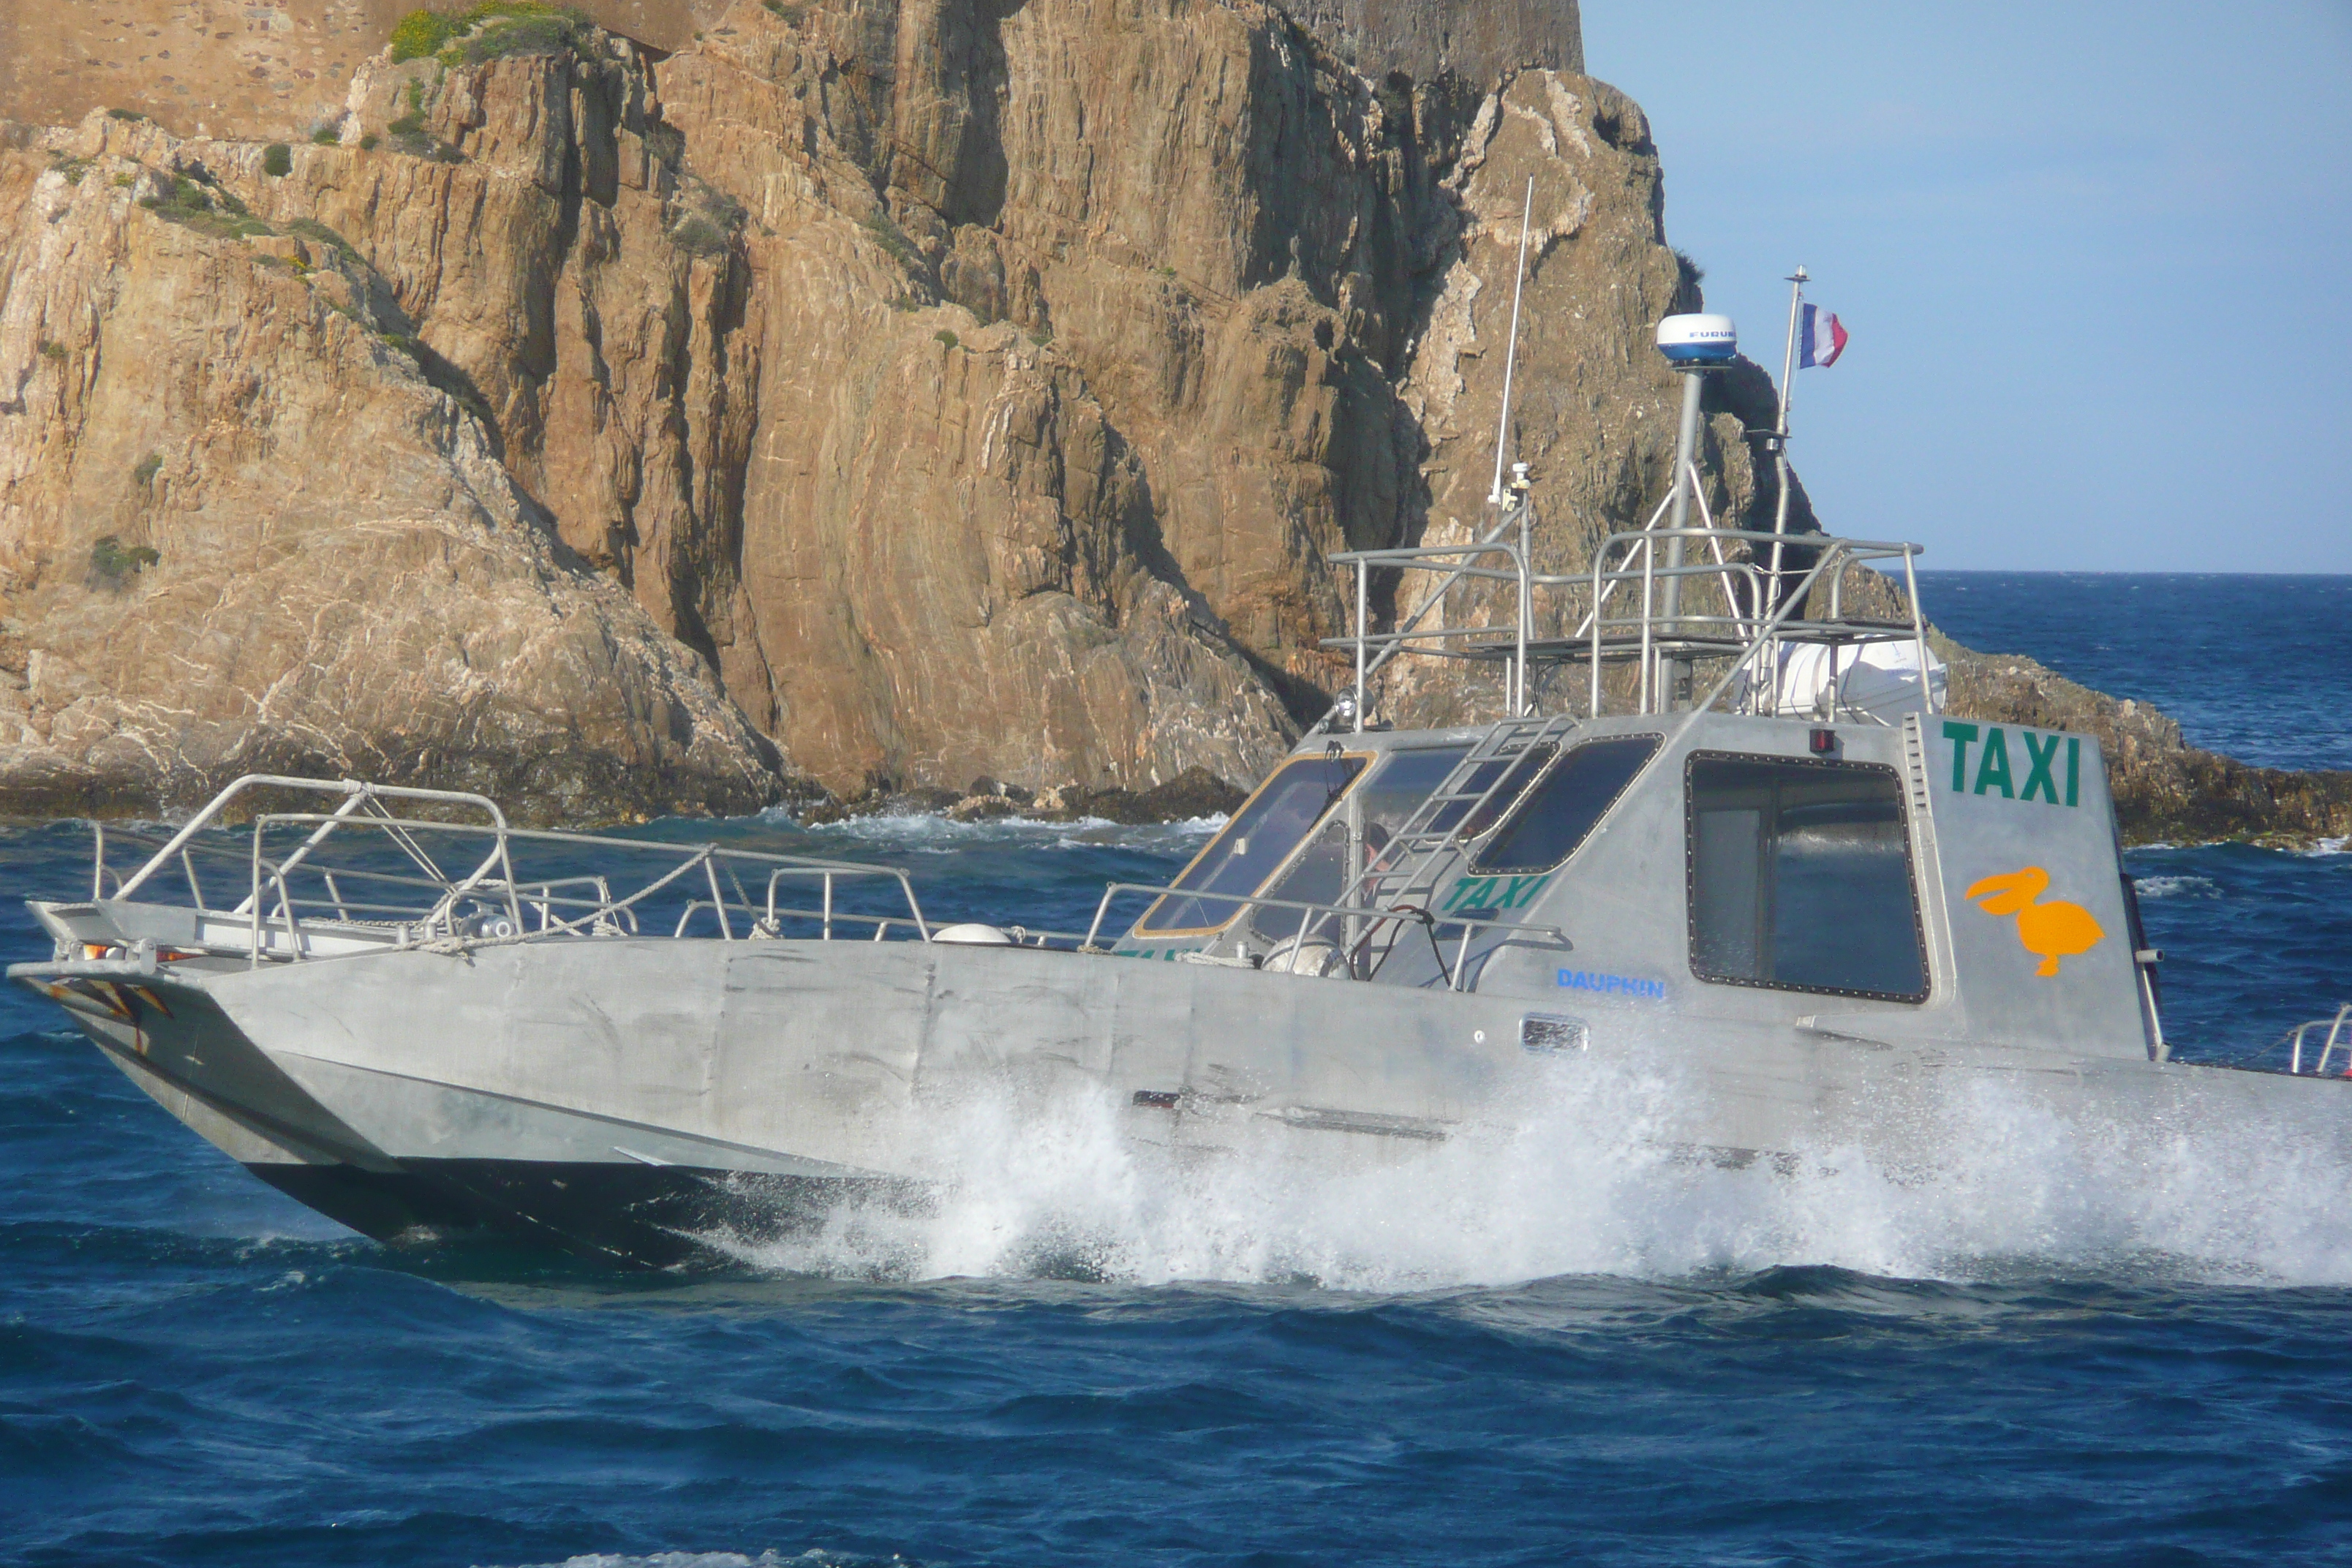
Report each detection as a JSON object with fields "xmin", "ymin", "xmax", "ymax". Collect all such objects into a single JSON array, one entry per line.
[{"xmin": 1581, "ymin": 3, "xmax": 2352, "ymax": 571}]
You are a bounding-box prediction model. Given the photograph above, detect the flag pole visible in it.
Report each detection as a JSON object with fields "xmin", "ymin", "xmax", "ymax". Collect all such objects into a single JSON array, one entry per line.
[{"xmin": 1768, "ymin": 265, "xmax": 1808, "ymax": 605}]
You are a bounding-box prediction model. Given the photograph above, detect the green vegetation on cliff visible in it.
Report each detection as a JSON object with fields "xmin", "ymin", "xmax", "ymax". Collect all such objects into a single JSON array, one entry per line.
[
  {"xmin": 87, "ymin": 535, "xmax": 160, "ymax": 589},
  {"xmin": 137, "ymin": 173, "xmax": 274, "ymax": 242},
  {"xmin": 388, "ymin": 4, "xmax": 595, "ymax": 67}
]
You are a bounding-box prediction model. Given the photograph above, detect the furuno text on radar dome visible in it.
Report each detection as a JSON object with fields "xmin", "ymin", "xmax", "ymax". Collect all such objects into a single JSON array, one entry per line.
[{"xmin": 1655, "ymin": 313, "xmax": 1738, "ymax": 364}]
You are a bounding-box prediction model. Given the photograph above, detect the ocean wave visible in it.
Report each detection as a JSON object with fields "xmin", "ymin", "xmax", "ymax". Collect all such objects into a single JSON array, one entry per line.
[
  {"xmin": 2133, "ymin": 874, "xmax": 2220, "ymax": 898},
  {"xmin": 780, "ymin": 810, "xmax": 1224, "ymax": 855}
]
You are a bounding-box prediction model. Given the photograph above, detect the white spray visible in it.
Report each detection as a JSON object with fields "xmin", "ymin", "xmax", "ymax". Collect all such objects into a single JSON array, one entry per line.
[
  {"xmin": 715, "ymin": 821, "xmax": 2352, "ymax": 1290},
  {"xmin": 709, "ymin": 1040, "xmax": 2352, "ymax": 1291}
]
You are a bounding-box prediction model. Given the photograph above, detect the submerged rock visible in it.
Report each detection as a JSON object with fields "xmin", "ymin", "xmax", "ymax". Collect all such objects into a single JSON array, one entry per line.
[{"xmin": 1049, "ymin": 766, "xmax": 1250, "ymax": 825}]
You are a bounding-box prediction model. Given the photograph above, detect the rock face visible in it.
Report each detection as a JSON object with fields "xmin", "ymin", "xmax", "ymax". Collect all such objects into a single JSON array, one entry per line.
[
  {"xmin": 0, "ymin": 114, "xmax": 790, "ymax": 821},
  {"xmin": 0, "ymin": 1, "xmax": 723, "ymax": 143},
  {"xmin": 1, "ymin": 0, "xmax": 2327, "ymax": 841},
  {"xmin": 562, "ymin": 0, "xmax": 1733, "ymax": 789},
  {"xmin": 0, "ymin": 0, "xmax": 1575, "ymax": 142},
  {"xmin": 1272, "ymin": 0, "xmax": 1580, "ymax": 82},
  {"xmin": 5, "ymin": 0, "xmax": 1700, "ymax": 818},
  {"xmin": 0, "ymin": 0, "xmax": 404, "ymax": 146}
]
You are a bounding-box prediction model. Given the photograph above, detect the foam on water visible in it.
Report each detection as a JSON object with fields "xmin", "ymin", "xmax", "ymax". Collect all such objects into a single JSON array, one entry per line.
[
  {"xmin": 706, "ymin": 1037, "xmax": 2352, "ymax": 1293},
  {"xmin": 506, "ymin": 1556, "xmax": 869, "ymax": 1568},
  {"xmin": 2135, "ymin": 874, "xmax": 2220, "ymax": 898},
  {"xmin": 775, "ymin": 808, "xmax": 1225, "ymax": 857}
]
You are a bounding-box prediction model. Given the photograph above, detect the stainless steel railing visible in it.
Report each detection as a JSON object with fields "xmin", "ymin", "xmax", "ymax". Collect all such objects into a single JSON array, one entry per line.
[
  {"xmin": 1325, "ymin": 510, "xmax": 1934, "ymax": 729},
  {"xmin": 84, "ymin": 774, "xmax": 933, "ymax": 965},
  {"xmin": 2283, "ymin": 1006, "xmax": 2352, "ymax": 1077},
  {"xmin": 1082, "ymin": 881, "xmax": 1569, "ymax": 991}
]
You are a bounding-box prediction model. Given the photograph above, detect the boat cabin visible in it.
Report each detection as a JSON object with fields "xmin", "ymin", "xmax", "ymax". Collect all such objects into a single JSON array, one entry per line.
[{"xmin": 1097, "ymin": 498, "xmax": 2166, "ymax": 1065}]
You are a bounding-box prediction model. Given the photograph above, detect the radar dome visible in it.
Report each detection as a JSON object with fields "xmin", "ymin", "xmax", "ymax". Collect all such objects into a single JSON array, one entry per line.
[{"xmin": 1656, "ymin": 314, "xmax": 1738, "ymax": 364}]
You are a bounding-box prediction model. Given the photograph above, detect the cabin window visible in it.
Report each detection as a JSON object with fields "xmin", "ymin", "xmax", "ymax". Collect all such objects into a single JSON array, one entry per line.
[
  {"xmin": 1136, "ymin": 751, "xmax": 1366, "ymax": 933},
  {"xmin": 1685, "ymin": 753, "xmax": 1928, "ymax": 1002},
  {"xmin": 1469, "ymin": 736, "xmax": 1662, "ymax": 875},
  {"xmin": 1251, "ymin": 746, "xmax": 1469, "ymax": 941},
  {"xmin": 1441, "ymin": 743, "xmax": 1557, "ymax": 840}
]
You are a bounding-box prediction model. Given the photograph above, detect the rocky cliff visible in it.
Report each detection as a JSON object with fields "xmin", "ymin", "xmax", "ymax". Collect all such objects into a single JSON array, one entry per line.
[
  {"xmin": 0, "ymin": 0, "xmax": 2332, "ymax": 841},
  {"xmin": 1, "ymin": 0, "xmax": 1697, "ymax": 818},
  {"xmin": 1, "ymin": 1, "xmax": 735, "ymax": 145},
  {"xmin": 0, "ymin": 0, "xmax": 1575, "ymax": 146}
]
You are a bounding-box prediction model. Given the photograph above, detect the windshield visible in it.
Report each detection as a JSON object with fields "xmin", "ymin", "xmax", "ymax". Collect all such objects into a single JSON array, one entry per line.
[
  {"xmin": 1251, "ymin": 747, "xmax": 1470, "ymax": 941},
  {"xmin": 1135, "ymin": 751, "xmax": 1366, "ymax": 933}
]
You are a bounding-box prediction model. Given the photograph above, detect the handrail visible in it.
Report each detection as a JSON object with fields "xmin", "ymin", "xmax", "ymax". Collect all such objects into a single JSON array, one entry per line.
[
  {"xmin": 78, "ymin": 796, "xmax": 932, "ymax": 964},
  {"xmin": 115, "ymin": 774, "xmax": 510, "ymax": 902},
  {"xmin": 1669, "ymin": 535, "xmax": 1930, "ymax": 733},
  {"xmin": 1083, "ymin": 880, "xmax": 1569, "ymax": 992},
  {"xmin": 1328, "ymin": 539, "xmax": 1530, "ymax": 719},
  {"xmin": 1325, "ymin": 519, "xmax": 1931, "ymax": 729},
  {"xmin": 2281, "ymin": 1005, "xmax": 2352, "ymax": 1076},
  {"xmin": 1586, "ymin": 528, "xmax": 1926, "ymax": 721},
  {"xmin": 230, "ymin": 789, "xmax": 387, "ymax": 916},
  {"xmin": 763, "ymin": 867, "xmax": 930, "ymax": 943},
  {"xmin": 1321, "ymin": 486, "xmax": 1575, "ymax": 731}
]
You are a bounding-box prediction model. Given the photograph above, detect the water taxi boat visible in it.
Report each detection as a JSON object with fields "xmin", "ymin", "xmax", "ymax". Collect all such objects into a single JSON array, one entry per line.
[{"xmin": 15, "ymin": 316, "xmax": 2345, "ymax": 1267}]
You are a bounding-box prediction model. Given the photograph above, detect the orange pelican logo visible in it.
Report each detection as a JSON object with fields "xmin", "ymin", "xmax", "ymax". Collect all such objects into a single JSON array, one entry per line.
[{"xmin": 1965, "ymin": 867, "xmax": 2104, "ymax": 976}]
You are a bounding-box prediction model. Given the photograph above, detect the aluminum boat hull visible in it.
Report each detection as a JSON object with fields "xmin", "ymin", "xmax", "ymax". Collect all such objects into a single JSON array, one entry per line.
[{"xmin": 23, "ymin": 933, "xmax": 2347, "ymax": 1267}]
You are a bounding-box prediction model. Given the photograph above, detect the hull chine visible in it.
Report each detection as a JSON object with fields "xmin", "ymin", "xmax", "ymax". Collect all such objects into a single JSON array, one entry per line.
[{"xmin": 251, "ymin": 1158, "xmax": 901, "ymax": 1270}]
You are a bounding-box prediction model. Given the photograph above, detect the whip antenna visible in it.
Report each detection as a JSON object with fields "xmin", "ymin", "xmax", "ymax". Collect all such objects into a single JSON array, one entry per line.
[{"xmin": 1488, "ymin": 176, "xmax": 1535, "ymax": 505}]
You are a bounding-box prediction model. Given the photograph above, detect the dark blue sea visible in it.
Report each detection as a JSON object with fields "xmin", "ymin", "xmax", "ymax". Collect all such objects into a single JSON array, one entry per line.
[
  {"xmin": 4, "ymin": 574, "xmax": 2350, "ymax": 1567},
  {"xmin": 1918, "ymin": 571, "xmax": 2352, "ymax": 773}
]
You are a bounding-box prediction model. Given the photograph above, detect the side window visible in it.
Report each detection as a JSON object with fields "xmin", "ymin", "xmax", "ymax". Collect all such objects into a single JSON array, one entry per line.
[
  {"xmin": 1469, "ymin": 736, "xmax": 1662, "ymax": 875},
  {"xmin": 1444, "ymin": 743, "xmax": 1556, "ymax": 840},
  {"xmin": 1686, "ymin": 753, "xmax": 1928, "ymax": 1002},
  {"xmin": 1137, "ymin": 753, "xmax": 1365, "ymax": 933}
]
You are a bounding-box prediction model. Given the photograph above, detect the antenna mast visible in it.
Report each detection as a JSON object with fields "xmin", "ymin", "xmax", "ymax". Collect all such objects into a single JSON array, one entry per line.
[{"xmin": 1488, "ymin": 177, "xmax": 1535, "ymax": 506}]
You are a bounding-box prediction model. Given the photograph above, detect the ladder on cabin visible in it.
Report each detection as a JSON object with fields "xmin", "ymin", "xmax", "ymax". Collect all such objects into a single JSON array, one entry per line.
[{"xmin": 1325, "ymin": 712, "xmax": 1580, "ymax": 936}]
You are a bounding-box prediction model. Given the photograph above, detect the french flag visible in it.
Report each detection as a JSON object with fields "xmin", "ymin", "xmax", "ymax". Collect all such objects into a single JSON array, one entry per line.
[{"xmin": 1798, "ymin": 303, "xmax": 1848, "ymax": 368}]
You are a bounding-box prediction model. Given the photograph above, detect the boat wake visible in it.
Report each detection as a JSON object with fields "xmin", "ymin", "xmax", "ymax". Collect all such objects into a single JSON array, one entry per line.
[{"xmin": 698, "ymin": 1044, "xmax": 2352, "ymax": 1292}]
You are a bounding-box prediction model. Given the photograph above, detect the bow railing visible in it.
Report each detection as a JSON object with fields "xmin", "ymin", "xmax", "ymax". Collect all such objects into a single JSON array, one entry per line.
[{"xmin": 81, "ymin": 775, "xmax": 931, "ymax": 966}]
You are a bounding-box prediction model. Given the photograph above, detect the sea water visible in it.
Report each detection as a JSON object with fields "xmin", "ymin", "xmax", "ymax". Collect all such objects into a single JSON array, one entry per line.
[
  {"xmin": 1919, "ymin": 571, "xmax": 2352, "ymax": 773},
  {"xmin": 4, "ymin": 575, "xmax": 2350, "ymax": 1566}
]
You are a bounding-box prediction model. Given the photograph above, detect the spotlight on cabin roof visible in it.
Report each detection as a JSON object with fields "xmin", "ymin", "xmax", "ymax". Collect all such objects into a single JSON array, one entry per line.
[{"xmin": 1656, "ymin": 313, "xmax": 1738, "ymax": 365}]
